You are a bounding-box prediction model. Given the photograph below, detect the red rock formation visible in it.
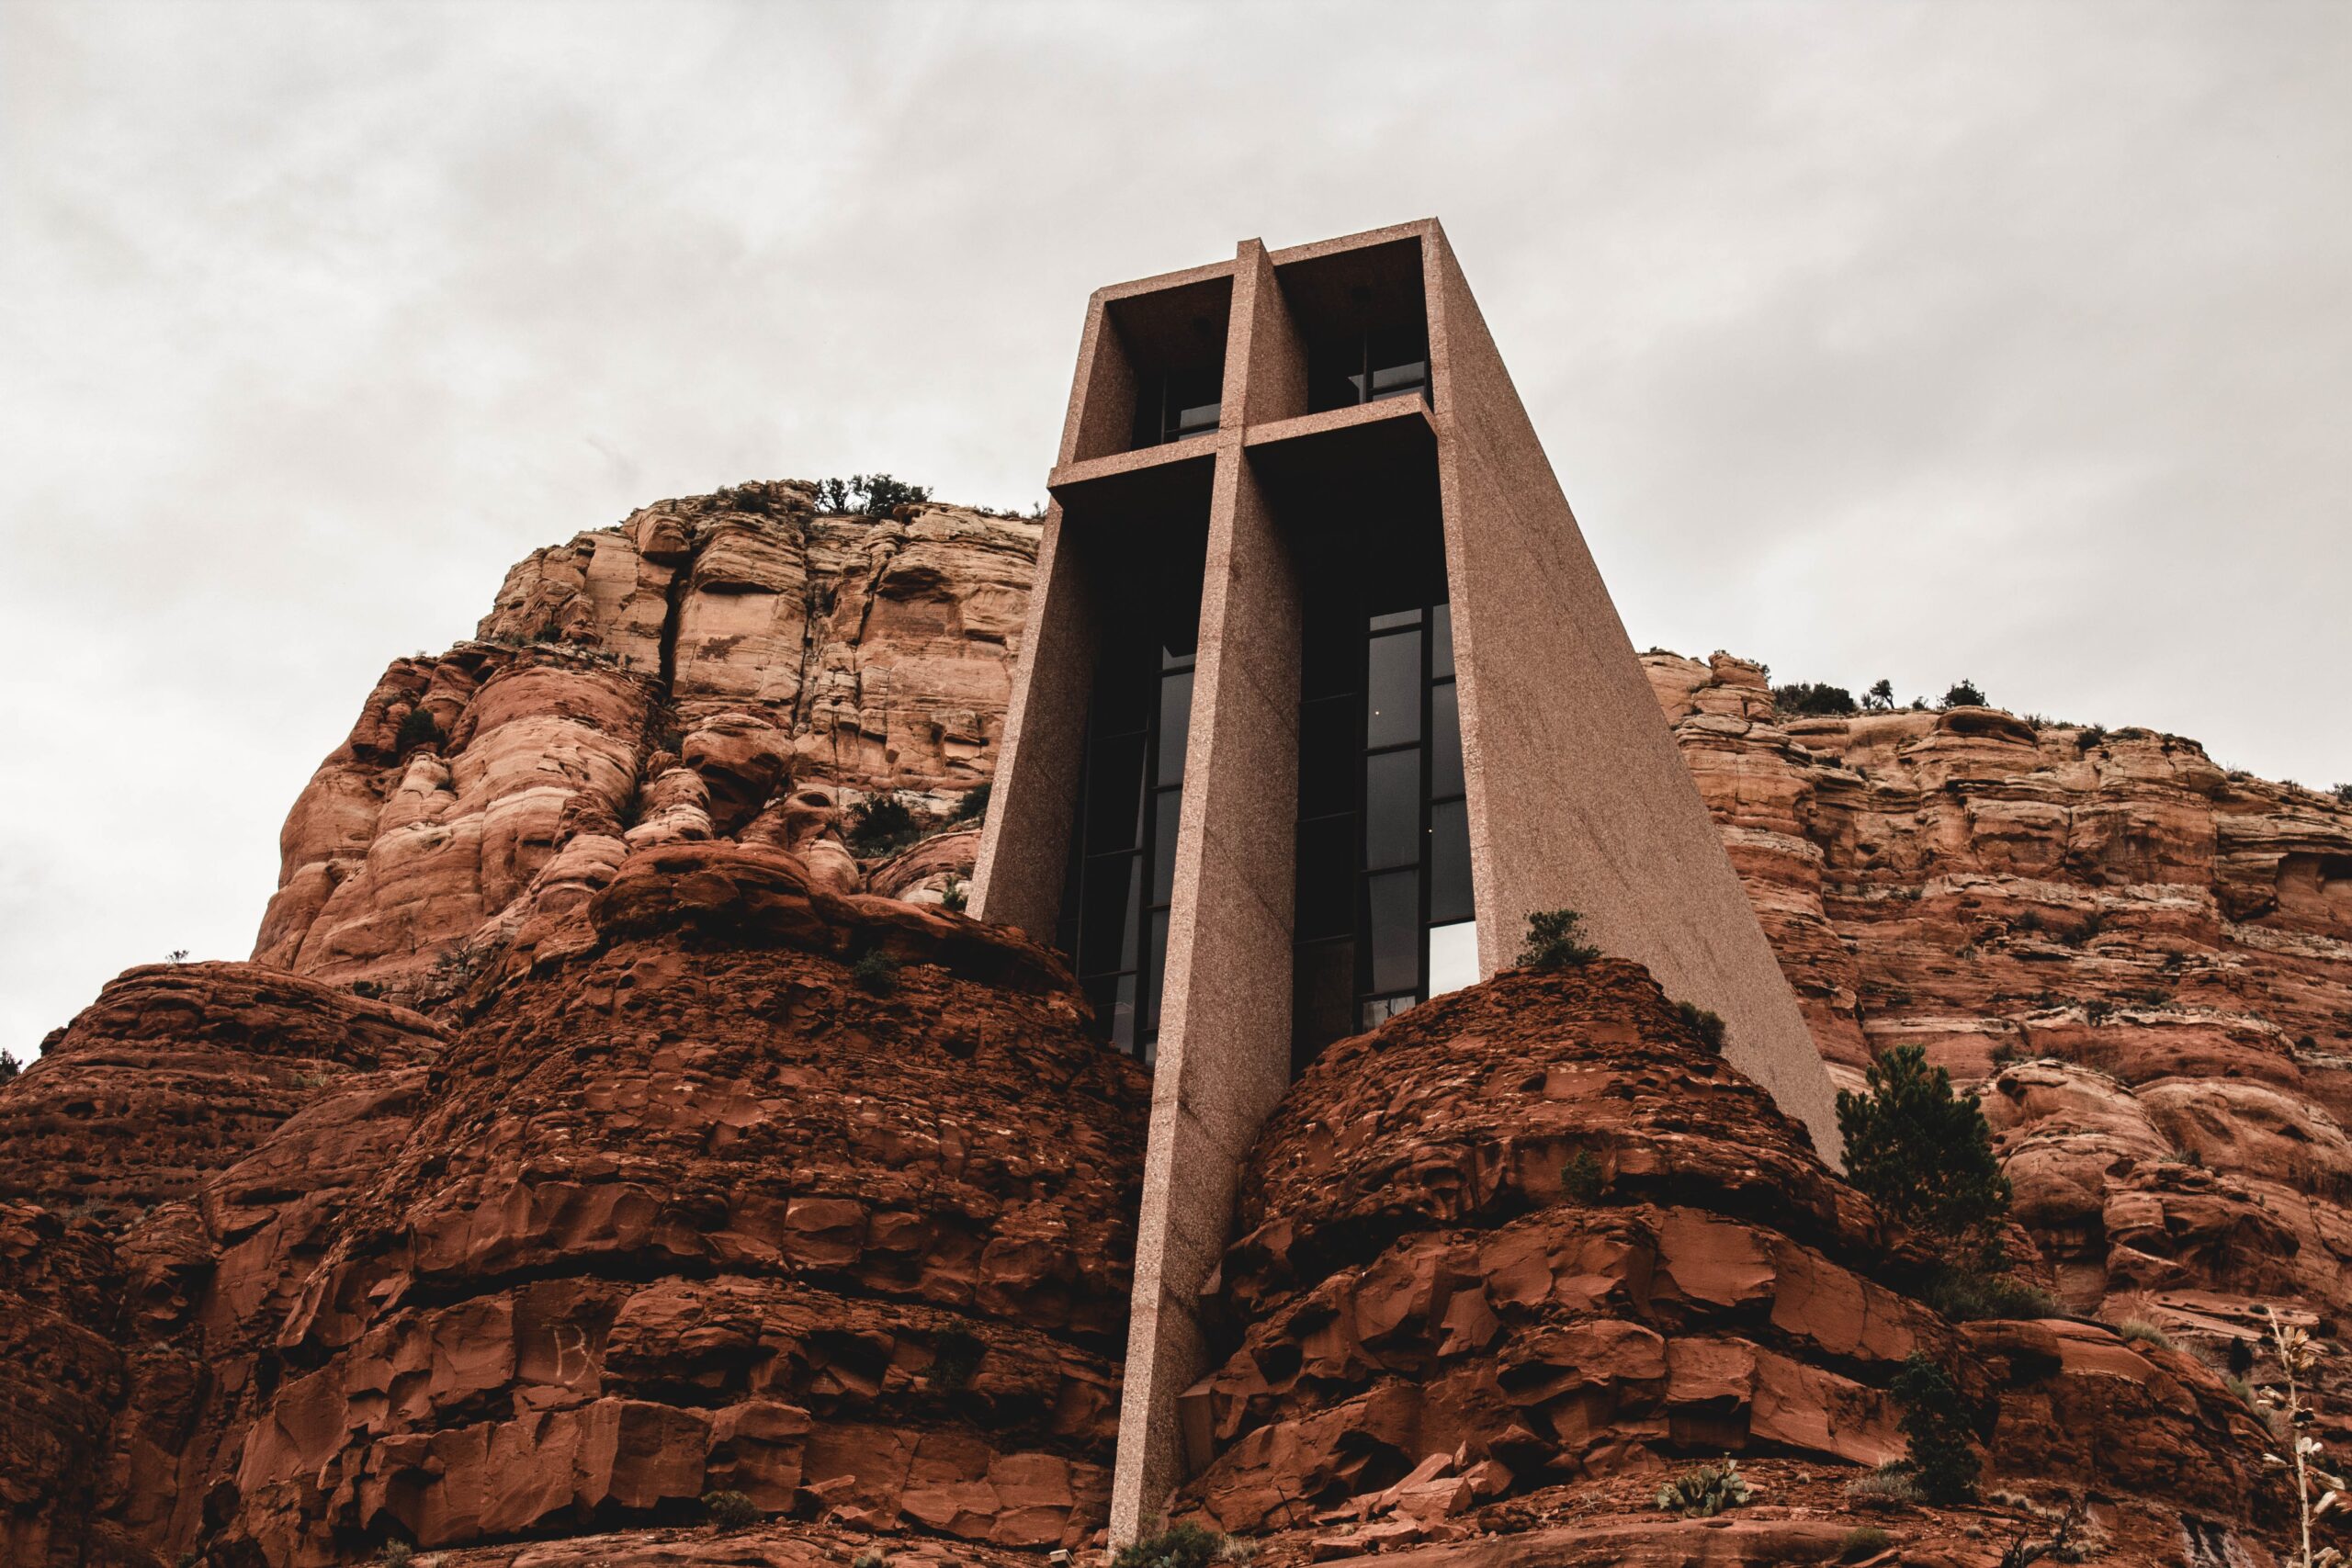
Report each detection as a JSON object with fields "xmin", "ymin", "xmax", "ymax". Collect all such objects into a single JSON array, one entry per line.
[
  {"xmin": 1175, "ymin": 962, "xmax": 2267, "ymax": 1544},
  {"xmin": 8, "ymin": 843, "xmax": 1146, "ymax": 1567},
  {"xmin": 1648, "ymin": 652, "xmax": 2352, "ymax": 1347},
  {"xmin": 254, "ymin": 484, "xmax": 1035, "ymax": 1007}
]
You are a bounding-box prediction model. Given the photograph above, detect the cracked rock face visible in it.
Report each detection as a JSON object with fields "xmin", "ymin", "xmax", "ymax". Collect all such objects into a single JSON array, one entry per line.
[
  {"xmin": 254, "ymin": 482, "xmax": 1037, "ymax": 1009},
  {"xmin": 6, "ymin": 843, "xmax": 1145, "ymax": 1567},
  {"xmin": 1176, "ymin": 963, "xmax": 2265, "ymax": 1539}
]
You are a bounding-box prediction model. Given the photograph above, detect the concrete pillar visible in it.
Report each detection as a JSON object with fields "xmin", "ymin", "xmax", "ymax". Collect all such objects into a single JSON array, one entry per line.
[{"xmin": 1107, "ymin": 241, "xmax": 1304, "ymax": 1540}]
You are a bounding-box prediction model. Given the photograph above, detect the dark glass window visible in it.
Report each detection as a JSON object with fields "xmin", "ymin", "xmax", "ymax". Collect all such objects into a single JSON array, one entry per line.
[
  {"xmin": 1366, "ymin": 871, "xmax": 1419, "ymax": 993},
  {"xmin": 1366, "ymin": 632, "xmax": 1421, "ymax": 748},
  {"xmin": 1430, "ymin": 682, "xmax": 1464, "ymax": 798},
  {"xmin": 1430, "ymin": 798, "xmax": 1473, "ymax": 924},
  {"xmin": 1307, "ymin": 321, "xmax": 1432, "ymax": 413},
  {"xmin": 1290, "ymin": 587, "xmax": 1477, "ymax": 1061},
  {"xmin": 1060, "ymin": 607, "xmax": 1197, "ymax": 1063},
  {"xmin": 1134, "ymin": 367, "xmax": 1223, "ymax": 448},
  {"xmin": 1363, "ymin": 750, "xmax": 1420, "ymax": 870}
]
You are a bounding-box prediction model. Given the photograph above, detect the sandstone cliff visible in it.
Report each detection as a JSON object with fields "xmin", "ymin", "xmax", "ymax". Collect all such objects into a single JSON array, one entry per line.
[
  {"xmin": 253, "ymin": 483, "xmax": 1033, "ymax": 1006},
  {"xmin": 1647, "ymin": 652, "xmax": 2352, "ymax": 1344},
  {"xmin": 7, "ymin": 482, "xmax": 2351, "ymax": 1568}
]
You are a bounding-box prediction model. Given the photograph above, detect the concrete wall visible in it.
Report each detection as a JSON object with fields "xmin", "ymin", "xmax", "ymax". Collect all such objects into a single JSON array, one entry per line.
[{"xmin": 1420, "ymin": 223, "xmax": 1843, "ymax": 1159}]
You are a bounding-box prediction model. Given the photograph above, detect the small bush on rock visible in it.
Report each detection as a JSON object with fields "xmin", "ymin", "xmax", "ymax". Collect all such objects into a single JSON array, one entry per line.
[
  {"xmin": 1927, "ymin": 1268, "xmax": 2057, "ymax": 1323},
  {"xmin": 1942, "ymin": 679, "xmax": 1987, "ymax": 708},
  {"xmin": 851, "ymin": 951, "xmax": 900, "ymax": 997},
  {"xmin": 1844, "ymin": 1463, "xmax": 1923, "ymax": 1510},
  {"xmin": 953, "ymin": 781, "xmax": 992, "ymax": 821},
  {"xmin": 1564, "ymin": 1149, "xmax": 1605, "ymax": 1203},
  {"xmin": 1655, "ymin": 1458, "xmax": 1753, "ymax": 1517},
  {"xmin": 1773, "ymin": 681, "xmax": 1860, "ymax": 716},
  {"xmin": 2117, "ymin": 1318, "xmax": 2175, "ymax": 1351},
  {"xmin": 703, "ymin": 1489, "xmax": 759, "ymax": 1531},
  {"xmin": 848, "ymin": 794, "xmax": 922, "ymax": 855},
  {"xmin": 394, "ymin": 707, "xmax": 441, "ymax": 752},
  {"xmin": 1672, "ymin": 1001, "xmax": 1727, "ymax": 1052},
  {"xmin": 378, "ymin": 1544, "xmax": 414, "ymax": 1568},
  {"xmin": 939, "ymin": 876, "xmax": 968, "ymax": 913},
  {"xmin": 1892, "ymin": 1354, "xmax": 1984, "ymax": 1504},
  {"xmin": 852, "ymin": 1552, "xmax": 888, "ymax": 1568},
  {"xmin": 1518, "ymin": 908, "xmax": 1600, "ymax": 971},
  {"xmin": 1112, "ymin": 1522, "xmax": 1228, "ymax": 1568}
]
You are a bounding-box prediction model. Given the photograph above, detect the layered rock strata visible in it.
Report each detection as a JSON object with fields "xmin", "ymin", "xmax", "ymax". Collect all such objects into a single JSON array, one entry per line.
[
  {"xmin": 6, "ymin": 843, "xmax": 1145, "ymax": 1567},
  {"xmin": 254, "ymin": 484, "xmax": 1036, "ymax": 1006},
  {"xmin": 1176, "ymin": 962, "xmax": 2267, "ymax": 1543},
  {"xmin": 1647, "ymin": 653, "xmax": 2352, "ymax": 1340}
]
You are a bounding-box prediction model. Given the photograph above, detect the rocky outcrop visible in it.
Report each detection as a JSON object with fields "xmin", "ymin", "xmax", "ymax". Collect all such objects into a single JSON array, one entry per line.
[
  {"xmin": 1175, "ymin": 962, "xmax": 2267, "ymax": 1546},
  {"xmin": 0, "ymin": 963, "xmax": 446, "ymax": 1224},
  {"xmin": 254, "ymin": 484, "xmax": 1035, "ymax": 1008},
  {"xmin": 4, "ymin": 843, "xmax": 1145, "ymax": 1567},
  {"xmin": 1647, "ymin": 653, "xmax": 2352, "ymax": 1348}
]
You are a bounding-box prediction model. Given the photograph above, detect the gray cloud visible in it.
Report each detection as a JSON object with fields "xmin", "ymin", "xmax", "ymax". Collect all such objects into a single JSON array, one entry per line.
[{"xmin": 3, "ymin": 0, "xmax": 2346, "ymax": 1053}]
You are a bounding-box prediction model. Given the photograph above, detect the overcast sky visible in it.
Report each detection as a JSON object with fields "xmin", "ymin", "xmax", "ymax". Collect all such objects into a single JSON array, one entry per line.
[{"xmin": 3, "ymin": 1, "xmax": 2346, "ymax": 1055}]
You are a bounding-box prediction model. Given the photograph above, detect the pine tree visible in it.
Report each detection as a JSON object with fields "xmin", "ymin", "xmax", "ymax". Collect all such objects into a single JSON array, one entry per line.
[{"xmin": 1835, "ymin": 1043, "xmax": 2011, "ymax": 1242}]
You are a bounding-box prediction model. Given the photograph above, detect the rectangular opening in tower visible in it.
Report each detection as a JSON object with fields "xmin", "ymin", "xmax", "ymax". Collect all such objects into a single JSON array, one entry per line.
[
  {"xmin": 1274, "ymin": 237, "xmax": 1431, "ymax": 415},
  {"xmin": 1242, "ymin": 383, "xmax": 1463, "ymax": 1075},
  {"xmin": 1050, "ymin": 462, "xmax": 1213, "ymax": 1062},
  {"xmin": 1102, "ymin": 276, "xmax": 1234, "ymax": 452}
]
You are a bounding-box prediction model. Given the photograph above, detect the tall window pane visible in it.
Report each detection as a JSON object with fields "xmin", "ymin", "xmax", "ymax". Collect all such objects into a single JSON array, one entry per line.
[
  {"xmin": 1156, "ymin": 669, "xmax": 1194, "ymax": 784},
  {"xmin": 1367, "ymin": 871, "xmax": 1419, "ymax": 993},
  {"xmin": 1366, "ymin": 632, "xmax": 1421, "ymax": 748},
  {"xmin": 1430, "ymin": 798, "xmax": 1473, "ymax": 924},
  {"xmin": 1364, "ymin": 750, "xmax": 1420, "ymax": 871},
  {"xmin": 1430, "ymin": 682, "xmax": 1464, "ymax": 798}
]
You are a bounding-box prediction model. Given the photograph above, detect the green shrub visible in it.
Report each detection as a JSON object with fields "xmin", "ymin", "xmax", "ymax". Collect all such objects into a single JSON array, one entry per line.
[
  {"xmin": 1891, "ymin": 1353, "xmax": 1982, "ymax": 1504},
  {"xmin": 852, "ymin": 1552, "xmax": 889, "ymax": 1568},
  {"xmin": 1839, "ymin": 1525, "xmax": 1894, "ymax": 1562},
  {"xmin": 1654, "ymin": 1458, "xmax": 1753, "ymax": 1517},
  {"xmin": 1843, "ymin": 1463, "xmax": 1922, "ymax": 1510},
  {"xmin": 0, "ymin": 1051, "xmax": 19, "ymax": 1085},
  {"xmin": 953, "ymin": 781, "xmax": 992, "ymax": 821},
  {"xmin": 2334, "ymin": 783, "xmax": 2352, "ymax": 807},
  {"xmin": 848, "ymin": 794, "xmax": 922, "ymax": 855},
  {"xmin": 1926, "ymin": 1269, "xmax": 2056, "ymax": 1323},
  {"xmin": 1942, "ymin": 679, "xmax": 1987, "ymax": 708},
  {"xmin": 1836, "ymin": 1043, "xmax": 2011, "ymax": 1244},
  {"xmin": 1564, "ymin": 1149, "xmax": 1605, "ymax": 1203},
  {"xmin": 2116, "ymin": 1318, "xmax": 2175, "ymax": 1351},
  {"xmin": 1672, "ymin": 1001, "xmax": 1727, "ymax": 1052},
  {"xmin": 703, "ymin": 1489, "xmax": 759, "ymax": 1531},
  {"xmin": 1772, "ymin": 682, "xmax": 1859, "ymax": 716},
  {"xmin": 378, "ymin": 1544, "xmax": 414, "ymax": 1568},
  {"xmin": 851, "ymin": 951, "xmax": 900, "ymax": 996},
  {"xmin": 1518, "ymin": 908, "xmax": 1600, "ymax": 971},
  {"xmin": 939, "ymin": 876, "xmax": 968, "ymax": 913},
  {"xmin": 1862, "ymin": 679, "xmax": 1895, "ymax": 712},
  {"xmin": 1112, "ymin": 1522, "xmax": 1227, "ymax": 1568},
  {"xmin": 394, "ymin": 706, "xmax": 441, "ymax": 752}
]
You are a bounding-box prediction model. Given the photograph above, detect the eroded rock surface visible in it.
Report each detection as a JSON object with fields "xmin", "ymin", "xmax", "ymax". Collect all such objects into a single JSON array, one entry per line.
[
  {"xmin": 6, "ymin": 843, "xmax": 1144, "ymax": 1567},
  {"xmin": 1178, "ymin": 963, "xmax": 2265, "ymax": 1541},
  {"xmin": 254, "ymin": 484, "xmax": 1035, "ymax": 1008}
]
